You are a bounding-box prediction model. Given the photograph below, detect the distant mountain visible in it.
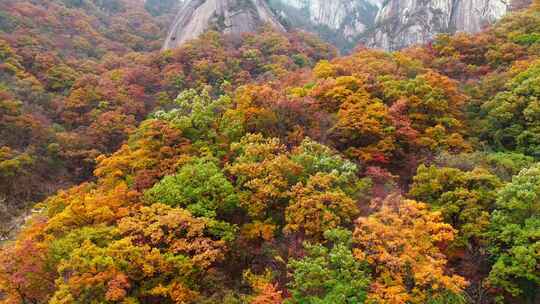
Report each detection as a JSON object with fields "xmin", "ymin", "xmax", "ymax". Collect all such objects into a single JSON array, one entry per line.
[
  {"xmin": 368, "ymin": 0, "xmax": 531, "ymax": 51},
  {"xmin": 164, "ymin": 0, "xmax": 532, "ymax": 51},
  {"xmin": 268, "ymin": 0, "xmax": 380, "ymax": 51}
]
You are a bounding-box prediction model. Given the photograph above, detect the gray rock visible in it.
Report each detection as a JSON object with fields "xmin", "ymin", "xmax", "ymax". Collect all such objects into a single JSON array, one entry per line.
[
  {"xmin": 162, "ymin": 0, "xmax": 531, "ymax": 52},
  {"xmin": 368, "ymin": 0, "xmax": 531, "ymax": 51},
  {"xmin": 163, "ymin": 0, "xmax": 285, "ymax": 50},
  {"xmin": 269, "ymin": 0, "xmax": 380, "ymax": 51}
]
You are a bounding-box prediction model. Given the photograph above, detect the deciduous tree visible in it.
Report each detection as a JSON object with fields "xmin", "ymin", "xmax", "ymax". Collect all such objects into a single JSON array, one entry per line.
[{"xmin": 353, "ymin": 197, "xmax": 467, "ymax": 304}]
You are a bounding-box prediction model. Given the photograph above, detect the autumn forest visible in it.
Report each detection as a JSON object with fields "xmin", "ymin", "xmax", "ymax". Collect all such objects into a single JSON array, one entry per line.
[{"xmin": 0, "ymin": 0, "xmax": 538, "ymax": 303}]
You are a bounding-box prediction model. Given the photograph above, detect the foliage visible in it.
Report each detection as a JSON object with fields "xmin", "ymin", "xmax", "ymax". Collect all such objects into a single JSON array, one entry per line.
[
  {"xmin": 2, "ymin": 2, "xmax": 540, "ymax": 304},
  {"xmin": 487, "ymin": 164, "xmax": 540, "ymax": 301},
  {"xmin": 353, "ymin": 197, "xmax": 468, "ymax": 304},
  {"xmin": 480, "ymin": 61, "xmax": 540, "ymax": 157},
  {"xmin": 0, "ymin": 0, "xmax": 336, "ymax": 228},
  {"xmin": 409, "ymin": 165, "xmax": 502, "ymax": 248},
  {"xmin": 50, "ymin": 203, "xmax": 227, "ymax": 303},
  {"xmin": 286, "ymin": 229, "xmax": 371, "ymax": 304},
  {"xmin": 284, "ymin": 173, "xmax": 359, "ymax": 239},
  {"xmin": 434, "ymin": 151, "xmax": 535, "ymax": 181},
  {"xmin": 145, "ymin": 157, "xmax": 238, "ymax": 218},
  {"xmin": 227, "ymin": 133, "xmax": 301, "ymax": 220}
]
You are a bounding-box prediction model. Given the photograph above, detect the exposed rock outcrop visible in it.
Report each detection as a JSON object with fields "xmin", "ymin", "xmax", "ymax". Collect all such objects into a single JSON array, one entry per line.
[
  {"xmin": 368, "ymin": 0, "xmax": 531, "ymax": 51},
  {"xmin": 368, "ymin": 0, "xmax": 454, "ymax": 51},
  {"xmin": 163, "ymin": 0, "xmax": 284, "ymax": 50},
  {"xmin": 452, "ymin": 0, "xmax": 507, "ymax": 33},
  {"xmin": 163, "ymin": 0, "xmax": 531, "ymax": 51},
  {"xmin": 269, "ymin": 0, "xmax": 380, "ymax": 51}
]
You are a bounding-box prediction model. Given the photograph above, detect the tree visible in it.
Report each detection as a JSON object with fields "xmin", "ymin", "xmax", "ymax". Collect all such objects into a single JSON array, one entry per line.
[
  {"xmin": 481, "ymin": 61, "xmax": 540, "ymax": 157},
  {"xmin": 0, "ymin": 218, "xmax": 55, "ymax": 304},
  {"xmin": 353, "ymin": 197, "xmax": 468, "ymax": 304},
  {"xmin": 409, "ymin": 165, "xmax": 502, "ymax": 248},
  {"xmin": 290, "ymin": 138, "xmax": 370, "ymax": 198},
  {"xmin": 284, "ymin": 173, "xmax": 359, "ymax": 239},
  {"xmin": 286, "ymin": 229, "xmax": 370, "ymax": 304},
  {"xmin": 145, "ymin": 157, "xmax": 239, "ymax": 219},
  {"xmin": 50, "ymin": 204, "xmax": 228, "ymax": 303},
  {"xmin": 381, "ymin": 71, "xmax": 469, "ymax": 153},
  {"xmin": 433, "ymin": 151, "xmax": 535, "ymax": 181},
  {"xmin": 251, "ymin": 283, "xmax": 284, "ymax": 304},
  {"xmin": 152, "ymin": 89, "xmax": 242, "ymax": 156},
  {"xmin": 227, "ymin": 133, "xmax": 302, "ymax": 220},
  {"xmin": 331, "ymin": 88, "xmax": 395, "ymax": 163},
  {"xmin": 45, "ymin": 64, "xmax": 78, "ymax": 92},
  {"xmin": 487, "ymin": 164, "xmax": 540, "ymax": 302},
  {"xmin": 244, "ymin": 270, "xmax": 284, "ymax": 304}
]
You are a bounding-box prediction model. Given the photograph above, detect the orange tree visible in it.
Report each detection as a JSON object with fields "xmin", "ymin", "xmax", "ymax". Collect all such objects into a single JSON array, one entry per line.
[{"xmin": 353, "ymin": 196, "xmax": 468, "ymax": 304}]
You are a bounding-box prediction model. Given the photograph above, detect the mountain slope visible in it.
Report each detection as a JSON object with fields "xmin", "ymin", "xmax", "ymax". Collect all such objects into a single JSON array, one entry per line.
[
  {"xmin": 164, "ymin": 0, "xmax": 531, "ymax": 52},
  {"xmin": 1, "ymin": 1, "xmax": 540, "ymax": 304},
  {"xmin": 0, "ymin": 0, "xmax": 333, "ymax": 240}
]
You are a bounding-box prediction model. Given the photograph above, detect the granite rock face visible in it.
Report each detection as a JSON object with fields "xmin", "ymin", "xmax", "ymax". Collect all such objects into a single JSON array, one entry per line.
[
  {"xmin": 163, "ymin": 0, "xmax": 531, "ymax": 51},
  {"xmin": 452, "ymin": 0, "xmax": 508, "ymax": 33},
  {"xmin": 269, "ymin": 0, "xmax": 380, "ymax": 51},
  {"xmin": 163, "ymin": 0, "xmax": 284, "ymax": 50},
  {"xmin": 368, "ymin": 0, "xmax": 530, "ymax": 51},
  {"xmin": 368, "ymin": 0, "xmax": 454, "ymax": 51},
  {"xmin": 276, "ymin": 0, "xmax": 380, "ymax": 34}
]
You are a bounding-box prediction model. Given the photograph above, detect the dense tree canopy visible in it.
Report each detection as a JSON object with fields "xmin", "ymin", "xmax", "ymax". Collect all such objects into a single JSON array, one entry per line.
[
  {"xmin": 487, "ymin": 164, "xmax": 540, "ymax": 302},
  {"xmin": 353, "ymin": 197, "xmax": 468, "ymax": 304},
  {"xmin": 0, "ymin": 1, "xmax": 540, "ymax": 304}
]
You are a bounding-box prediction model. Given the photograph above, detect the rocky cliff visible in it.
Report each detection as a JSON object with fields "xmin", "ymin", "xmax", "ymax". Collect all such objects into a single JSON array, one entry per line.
[
  {"xmin": 269, "ymin": 0, "xmax": 380, "ymax": 51},
  {"xmin": 270, "ymin": 0, "xmax": 526, "ymax": 51},
  {"xmin": 163, "ymin": 0, "xmax": 284, "ymax": 50},
  {"xmin": 368, "ymin": 0, "xmax": 530, "ymax": 51},
  {"xmin": 163, "ymin": 0, "xmax": 531, "ymax": 52}
]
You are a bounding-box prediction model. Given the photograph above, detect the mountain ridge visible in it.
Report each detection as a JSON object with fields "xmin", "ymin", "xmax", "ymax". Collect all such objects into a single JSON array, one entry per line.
[
  {"xmin": 368, "ymin": 0, "xmax": 520, "ymax": 50},
  {"xmin": 165, "ymin": 0, "xmax": 532, "ymax": 51}
]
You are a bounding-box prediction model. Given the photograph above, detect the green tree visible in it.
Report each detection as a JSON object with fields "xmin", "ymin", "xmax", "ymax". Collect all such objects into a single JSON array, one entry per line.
[
  {"xmin": 145, "ymin": 157, "xmax": 238, "ymax": 219},
  {"xmin": 410, "ymin": 165, "xmax": 502, "ymax": 247},
  {"xmin": 481, "ymin": 61, "xmax": 540, "ymax": 158},
  {"xmin": 286, "ymin": 229, "xmax": 370, "ymax": 304},
  {"xmin": 152, "ymin": 89, "xmax": 243, "ymax": 156},
  {"xmin": 487, "ymin": 164, "xmax": 540, "ymax": 302},
  {"xmin": 291, "ymin": 138, "xmax": 370, "ymax": 198}
]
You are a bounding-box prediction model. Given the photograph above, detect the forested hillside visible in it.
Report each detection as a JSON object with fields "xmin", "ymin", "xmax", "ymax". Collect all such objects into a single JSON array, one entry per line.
[
  {"xmin": 0, "ymin": 0, "xmax": 538, "ymax": 303},
  {"xmin": 0, "ymin": 0, "xmax": 334, "ymax": 237}
]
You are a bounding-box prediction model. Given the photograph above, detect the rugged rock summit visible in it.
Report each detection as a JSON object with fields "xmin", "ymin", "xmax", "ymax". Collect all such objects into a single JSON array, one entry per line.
[
  {"xmin": 271, "ymin": 0, "xmax": 529, "ymax": 51},
  {"xmin": 163, "ymin": 0, "xmax": 531, "ymax": 51},
  {"xmin": 163, "ymin": 0, "xmax": 284, "ymax": 50},
  {"xmin": 368, "ymin": 0, "xmax": 530, "ymax": 51}
]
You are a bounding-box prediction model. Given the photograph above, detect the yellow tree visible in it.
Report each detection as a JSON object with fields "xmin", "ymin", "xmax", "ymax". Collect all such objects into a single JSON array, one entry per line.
[
  {"xmin": 284, "ymin": 173, "xmax": 359, "ymax": 240},
  {"xmin": 353, "ymin": 197, "xmax": 467, "ymax": 304},
  {"xmin": 332, "ymin": 89, "xmax": 395, "ymax": 162},
  {"xmin": 49, "ymin": 204, "xmax": 227, "ymax": 303},
  {"xmin": 227, "ymin": 133, "xmax": 302, "ymax": 220}
]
